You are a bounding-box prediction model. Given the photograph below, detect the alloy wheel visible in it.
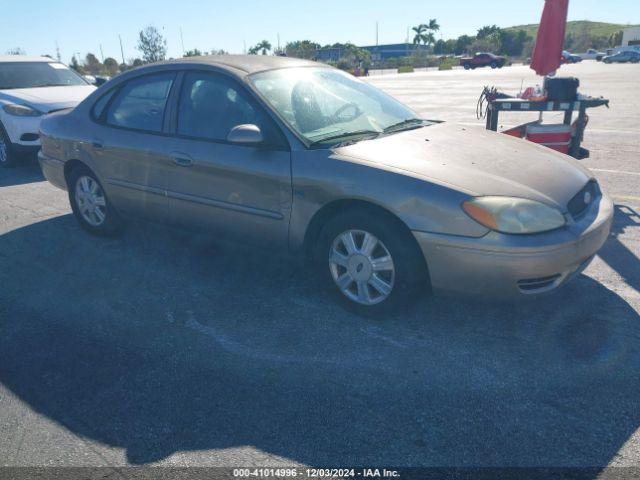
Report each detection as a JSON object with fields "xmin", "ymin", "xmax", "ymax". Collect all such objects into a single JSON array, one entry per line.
[
  {"xmin": 329, "ymin": 229, "xmax": 395, "ymax": 306},
  {"xmin": 75, "ymin": 176, "xmax": 107, "ymax": 227}
]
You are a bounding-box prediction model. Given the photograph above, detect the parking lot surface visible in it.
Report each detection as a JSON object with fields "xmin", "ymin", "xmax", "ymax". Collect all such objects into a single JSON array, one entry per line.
[{"xmin": 0, "ymin": 62, "xmax": 639, "ymax": 473}]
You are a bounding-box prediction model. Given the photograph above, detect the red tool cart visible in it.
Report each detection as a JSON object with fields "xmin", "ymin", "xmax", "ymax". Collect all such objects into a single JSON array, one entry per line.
[{"xmin": 485, "ymin": 96, "xmax": 609, "ymax": 159}]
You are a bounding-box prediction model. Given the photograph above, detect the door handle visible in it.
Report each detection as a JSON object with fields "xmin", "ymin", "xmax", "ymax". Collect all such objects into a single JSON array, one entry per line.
[{"xmin": 172, "ymin": 155, "xmax": 194, "ymax": 167}]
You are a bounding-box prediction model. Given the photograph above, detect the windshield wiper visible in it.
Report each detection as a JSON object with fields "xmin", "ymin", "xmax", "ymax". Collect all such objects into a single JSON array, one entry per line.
[
  {"xmin": 309, "ymin": 130, "xmax": 381, "ymax": 147},
  {"xmin": 383, "ymin": 118, "xmax": 426, "ymax": 134}
]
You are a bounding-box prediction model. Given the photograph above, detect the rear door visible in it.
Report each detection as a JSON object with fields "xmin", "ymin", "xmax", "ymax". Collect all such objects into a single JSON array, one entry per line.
[
  {"xmin": 165, "ymin": 70, "xmax": 292, "ymax": 247},
  {"xmin": 93, "ymin": 72, "xmax": 176, "ymax": 221}
]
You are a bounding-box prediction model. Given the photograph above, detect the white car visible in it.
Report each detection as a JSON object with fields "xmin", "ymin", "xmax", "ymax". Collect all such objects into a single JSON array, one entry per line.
[
  {"xmin": 577, "ymin": 48, "xmax": 606, "ymax": 61},
  {"xmin": 0, "ymin": 56, "xmax": 95, "ymax": 167}
]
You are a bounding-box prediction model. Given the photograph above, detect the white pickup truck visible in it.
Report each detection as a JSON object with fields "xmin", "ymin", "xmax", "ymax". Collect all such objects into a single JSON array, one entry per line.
[{"xmin": 577, "ymin": 49, "xmax": 606, "ymax": 61}]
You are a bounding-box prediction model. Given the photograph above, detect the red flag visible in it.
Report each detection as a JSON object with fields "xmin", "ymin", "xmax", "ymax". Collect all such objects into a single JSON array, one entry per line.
[{"xmin": 530, "ymin": 0, "xmax": 569, "ymax": 76}]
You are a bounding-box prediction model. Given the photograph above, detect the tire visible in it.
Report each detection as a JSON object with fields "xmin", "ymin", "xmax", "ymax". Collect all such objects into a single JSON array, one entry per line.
[
  {"xmin": 0, "ymin": 122, "xmax": 19, "ymax": 168},
  {"xmin": 463, "ymin": 63, "xmax": 471, "ymax": 70},
  {"xmin": 67, "ymin": 165, "xmax": 122, "ymax": 236},
  {"xmin": 490, "ymin": 62, "xmax": 498, "ymax": 69},
  {"xmin": 315, "ymin": 208, "xmax": 428, "ymax": 317}
]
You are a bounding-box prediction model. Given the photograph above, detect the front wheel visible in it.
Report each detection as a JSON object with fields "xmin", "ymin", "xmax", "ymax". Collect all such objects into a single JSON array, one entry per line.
[
  {"xmin": 316, "ymin": 209, "xmax": 428, "ymax": 316},
  {"xmin": 68, "ymin": 166, "xmax": 122, "ymax": 236},
  {"xmin": 0, "ymin": 123, "xmax": 18, "ymax": 168},
  {"xmin": 490, "ymin": 62, "xmax": 498, "ymax": 69}
]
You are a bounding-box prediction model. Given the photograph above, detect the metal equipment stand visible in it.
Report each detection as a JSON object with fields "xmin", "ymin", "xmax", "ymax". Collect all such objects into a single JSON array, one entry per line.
[{"xmin": 485, "ymin": 97, "xmax": 609, "ymax": 159}]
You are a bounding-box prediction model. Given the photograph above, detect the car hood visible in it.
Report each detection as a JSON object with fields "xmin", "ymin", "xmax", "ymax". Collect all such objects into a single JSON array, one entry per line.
[
  {"xmin": 336, "ymin": 123, "xmax": 593, "ymax": 211},
  {"xmin": 0, "ymin": 85, "xmax": 96, "ymax": 112}
]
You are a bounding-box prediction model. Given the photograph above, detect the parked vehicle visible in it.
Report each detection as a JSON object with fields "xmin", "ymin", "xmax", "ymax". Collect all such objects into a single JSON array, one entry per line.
[
  {"xmin": 460, "ymin": 52, "xmax": 506, "ymax": 70},
  {"xmin": 602, "ymin": 51, "xmax": 640, "ymax": 63},
  {"xmin": 561, "ymin": 50, "xmax": 582, "ymax": 64},
  {"xmin": 38, "ymin": 56, "xmax": 613, "ymax": 313},
  {"xmin": 577, "ymin": 49, "xmax": 606, "ymax": 61},
  {"xmin": 0, "ymin": 56, "xmax": 95, "ymax": 167}
]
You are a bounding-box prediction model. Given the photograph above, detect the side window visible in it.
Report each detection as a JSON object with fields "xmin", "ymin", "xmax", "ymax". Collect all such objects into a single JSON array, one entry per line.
[
  {"xmin": 92, "ymin": 89, "xmax": 116, "ymax": 120},
  {"xmin": 106, "ymin": 73, "xmax": 175, "ymax": 133},
  {"xmin": 177, "ymin": 72, "xmax": 264, "ymax": 142}
]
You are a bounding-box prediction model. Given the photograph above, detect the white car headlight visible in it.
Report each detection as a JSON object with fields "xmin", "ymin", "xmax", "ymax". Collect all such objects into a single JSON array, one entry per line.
[
  {"xmin": 462, "ymin": 196, "xmax": 566, "ymax": 234},
  {"xmin": 2, "ymin": 104, "xmax": 43, "ymax": 117}
]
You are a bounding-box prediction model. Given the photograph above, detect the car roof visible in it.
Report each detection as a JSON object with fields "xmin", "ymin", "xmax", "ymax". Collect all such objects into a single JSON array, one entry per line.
[
  {"xmin": 0, "ymin": 55, "xmax": 57, "ymax": 63},
  {"xmin": 152, "ymin": 55, "xmax": 324, "ymax": 76}
]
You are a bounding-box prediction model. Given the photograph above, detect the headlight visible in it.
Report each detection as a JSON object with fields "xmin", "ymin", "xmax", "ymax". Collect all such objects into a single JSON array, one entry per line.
[
  {"xmin": 2, "ymin": 104, "xmax": 42, "ymax": 117},
  {"xmin": 462, "ymin": 196, "xmax": 566, "ymax": 234}
]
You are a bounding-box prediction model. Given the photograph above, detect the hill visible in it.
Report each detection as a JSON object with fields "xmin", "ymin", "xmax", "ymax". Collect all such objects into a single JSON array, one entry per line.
[{"xmin": 505, "ymin": 20, "xmax": 636, "ymax": 39}]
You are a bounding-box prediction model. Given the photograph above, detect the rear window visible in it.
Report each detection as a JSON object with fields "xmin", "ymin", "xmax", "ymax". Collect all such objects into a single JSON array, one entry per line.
[
  {"xmin": 105, "ymin": 73, "xmax": 175, "ymax": 133},
  {"xmin": 0, "ymin": 62, "xmax": 88, "ymax": 89}
]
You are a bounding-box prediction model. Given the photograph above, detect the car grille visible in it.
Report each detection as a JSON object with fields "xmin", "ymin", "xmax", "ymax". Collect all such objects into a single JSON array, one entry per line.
[
  {"xmin": 567, "ymin": 181, "xmax": 600, "ymax": 219},
  {"xmin": 517, "ymin": 274, "xmax": 562, "ymax": 293}
]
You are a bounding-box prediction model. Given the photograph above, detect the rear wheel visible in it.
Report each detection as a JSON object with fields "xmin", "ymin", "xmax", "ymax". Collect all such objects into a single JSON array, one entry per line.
[
  {"xmin": 315, "ymin": 209, "xmax": 428, "ymax": 316},
  {"xmin": 463, "ymin": 63, "xmax": 471, "ymax": 70},
  {"xmin": 0, "ymin": 123, "xmax": 18, "ymax": 168},
  {"xmin": 68, "ymin": 166, "xmax": 122, "ymax": 236}
]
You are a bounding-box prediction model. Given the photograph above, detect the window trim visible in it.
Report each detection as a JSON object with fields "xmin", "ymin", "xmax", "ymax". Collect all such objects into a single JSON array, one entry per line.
[
  {"xmin": 92, "ymin": 71, "xmax": 179, "ymax": 137},
  {"xmin": 171, "ymin": 69, "xmax": 289, "ymax": 151}
]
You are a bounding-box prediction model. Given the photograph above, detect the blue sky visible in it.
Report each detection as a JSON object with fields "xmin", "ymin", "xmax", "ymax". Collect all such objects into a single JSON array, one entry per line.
[{"xmin": 2, "ymin": 0, "xmax": 639, "ymax": 62}]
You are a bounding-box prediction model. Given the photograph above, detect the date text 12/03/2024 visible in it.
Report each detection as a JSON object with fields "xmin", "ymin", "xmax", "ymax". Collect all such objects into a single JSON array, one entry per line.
[{"xmin": 232, "ymin": 468, "xmax": 400, "ymax": 478}]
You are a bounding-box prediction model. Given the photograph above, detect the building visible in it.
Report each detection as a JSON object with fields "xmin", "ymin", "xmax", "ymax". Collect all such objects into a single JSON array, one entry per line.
[
  {"xmin": 315, "ymin": 43, "xmax": 429, "ymax": 63},
  {"xmin": 621, "ymin": 27, "xmax": 640, "ymax": 47}
]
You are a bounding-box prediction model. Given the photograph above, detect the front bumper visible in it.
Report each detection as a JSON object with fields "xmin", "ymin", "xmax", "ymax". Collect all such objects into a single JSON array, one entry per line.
[
  {"xmin": 413, "ymin": 193, "xmax": 614, "ymax": 298},
  {"xmin": 2, "ymin": 114, "xmax": 42, "ymax": 147}
]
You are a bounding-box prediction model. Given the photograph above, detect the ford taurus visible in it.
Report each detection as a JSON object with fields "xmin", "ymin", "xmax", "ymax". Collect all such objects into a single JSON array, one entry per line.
[{"xmin": 38, "ymin": 56, "xmax": 613, "ymax": 313}]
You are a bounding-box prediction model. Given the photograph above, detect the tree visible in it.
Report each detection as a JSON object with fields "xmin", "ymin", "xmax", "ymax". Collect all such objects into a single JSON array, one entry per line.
[
  {"xmin": 209, "ymin": 48, "xmax": 228, "ymax": 55},
  {"xmin": 6, "ymin": 47, "xmax": 26, "ymax": 55},
  {"xmin": 137, "ymin": 25, "xmax": 167, "ymax": 63},
  {"xmin": 249, "ymin": 40, "xmax": 272, "ymax": 55},
  {"xmin": 285, "ymin": 40, "xmax": 320, "ymax": 59},
  {"xmin": 454, "ymin": 35, "xmax": 474, "ymax": 55},
  {"xmin": 609, "ymin": 30, "xmax": 623, "ymax": 48},
  {"xmin": 477, "ymin": 25, "xmax": 501, "ymax": 39},
  {"xmin": 184, "ymin": 48, "xmax": 203, "ymax": 57},
  {"xmin": 103, "ymin": 57, "xmax": 119, "ymax": 76},
  {"xmin": 412, "ymin": 19, "xmax": 440, "ymax": 47},
  {"xmin": 498, "ymin": 30, "xmax": 530, "ymax": 57},
  {"xmin": 84, "ymin": 53, "xmax": 102, "ymax": 75},
  {"xmin": 70, "ymin": 55, "xmax": 82, "ymax": 73}
]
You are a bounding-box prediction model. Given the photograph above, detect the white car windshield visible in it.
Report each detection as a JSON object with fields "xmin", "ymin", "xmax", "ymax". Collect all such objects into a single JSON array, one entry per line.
[
  {"xmin": 250, "ymin": 67, "xmax": 425, "ymax": 146},
  {"xmin": 0, "ymin": 62, "xmax": 88, "ymax": 89}
]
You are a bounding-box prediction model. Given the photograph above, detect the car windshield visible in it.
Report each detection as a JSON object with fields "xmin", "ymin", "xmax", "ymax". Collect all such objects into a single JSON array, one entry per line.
[
  {"xmin": 0, "ymin": 62, "xmax": 88, "ymax": 89},
  {"xmin": 250, "ymin": 67, "xmax": 425, "ymax": 146}
]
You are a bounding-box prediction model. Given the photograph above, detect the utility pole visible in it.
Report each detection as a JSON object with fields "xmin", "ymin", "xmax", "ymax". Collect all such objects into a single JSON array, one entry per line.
[
  {"xmin": 180, "ymin": 27, "xmax": 185, "ymax": 56},
  {"xmin": 99, "ymin": 44, "xmax": 104, "ymax": 62},
  {"xmin": 376, "ymin": 22, "xmax": 379, "ymax": 46},
  {"xmin": 55, "ymin": 41, "xmax": 61, "ymax": 62},
  {"xmin": 119, "ymin": 35, "xmax": 125, "ymax": 65}
]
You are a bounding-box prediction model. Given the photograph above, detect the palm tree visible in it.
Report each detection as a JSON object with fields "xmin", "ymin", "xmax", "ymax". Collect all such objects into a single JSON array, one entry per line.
[
  {"xmin": 251, "ymin": 40, "xmax": 272, "ymax": 55},
  {"xmin": 412, "ymin": 19, "xmax": 440, "ymax": 47}
]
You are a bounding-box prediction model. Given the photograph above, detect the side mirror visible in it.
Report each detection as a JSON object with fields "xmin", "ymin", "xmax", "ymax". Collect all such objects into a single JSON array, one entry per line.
[{"xmin": 227, "ymin": 124, "xmax": 264, "ymax": 145}]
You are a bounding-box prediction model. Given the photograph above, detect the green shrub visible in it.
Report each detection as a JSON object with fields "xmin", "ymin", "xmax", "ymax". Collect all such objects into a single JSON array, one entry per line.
[
  {"xmin": 438, "ymin": 57, "xmax": 458, "ymax": 70},
  {"xmin": 398, "ymin": 65, "xmax": 414, "ymax": 74}
]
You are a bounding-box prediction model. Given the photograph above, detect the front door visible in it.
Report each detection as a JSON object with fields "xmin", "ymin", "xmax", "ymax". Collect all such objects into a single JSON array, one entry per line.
[{"xmin": 166, "ymin": 71, "xmax": 292, "ymax": 247}]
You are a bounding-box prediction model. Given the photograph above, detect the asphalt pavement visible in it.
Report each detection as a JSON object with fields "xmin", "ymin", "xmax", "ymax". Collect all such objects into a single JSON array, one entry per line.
[{"xmin": 0, "ymin": 61, "xmax": 638, "ymax": 476}]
